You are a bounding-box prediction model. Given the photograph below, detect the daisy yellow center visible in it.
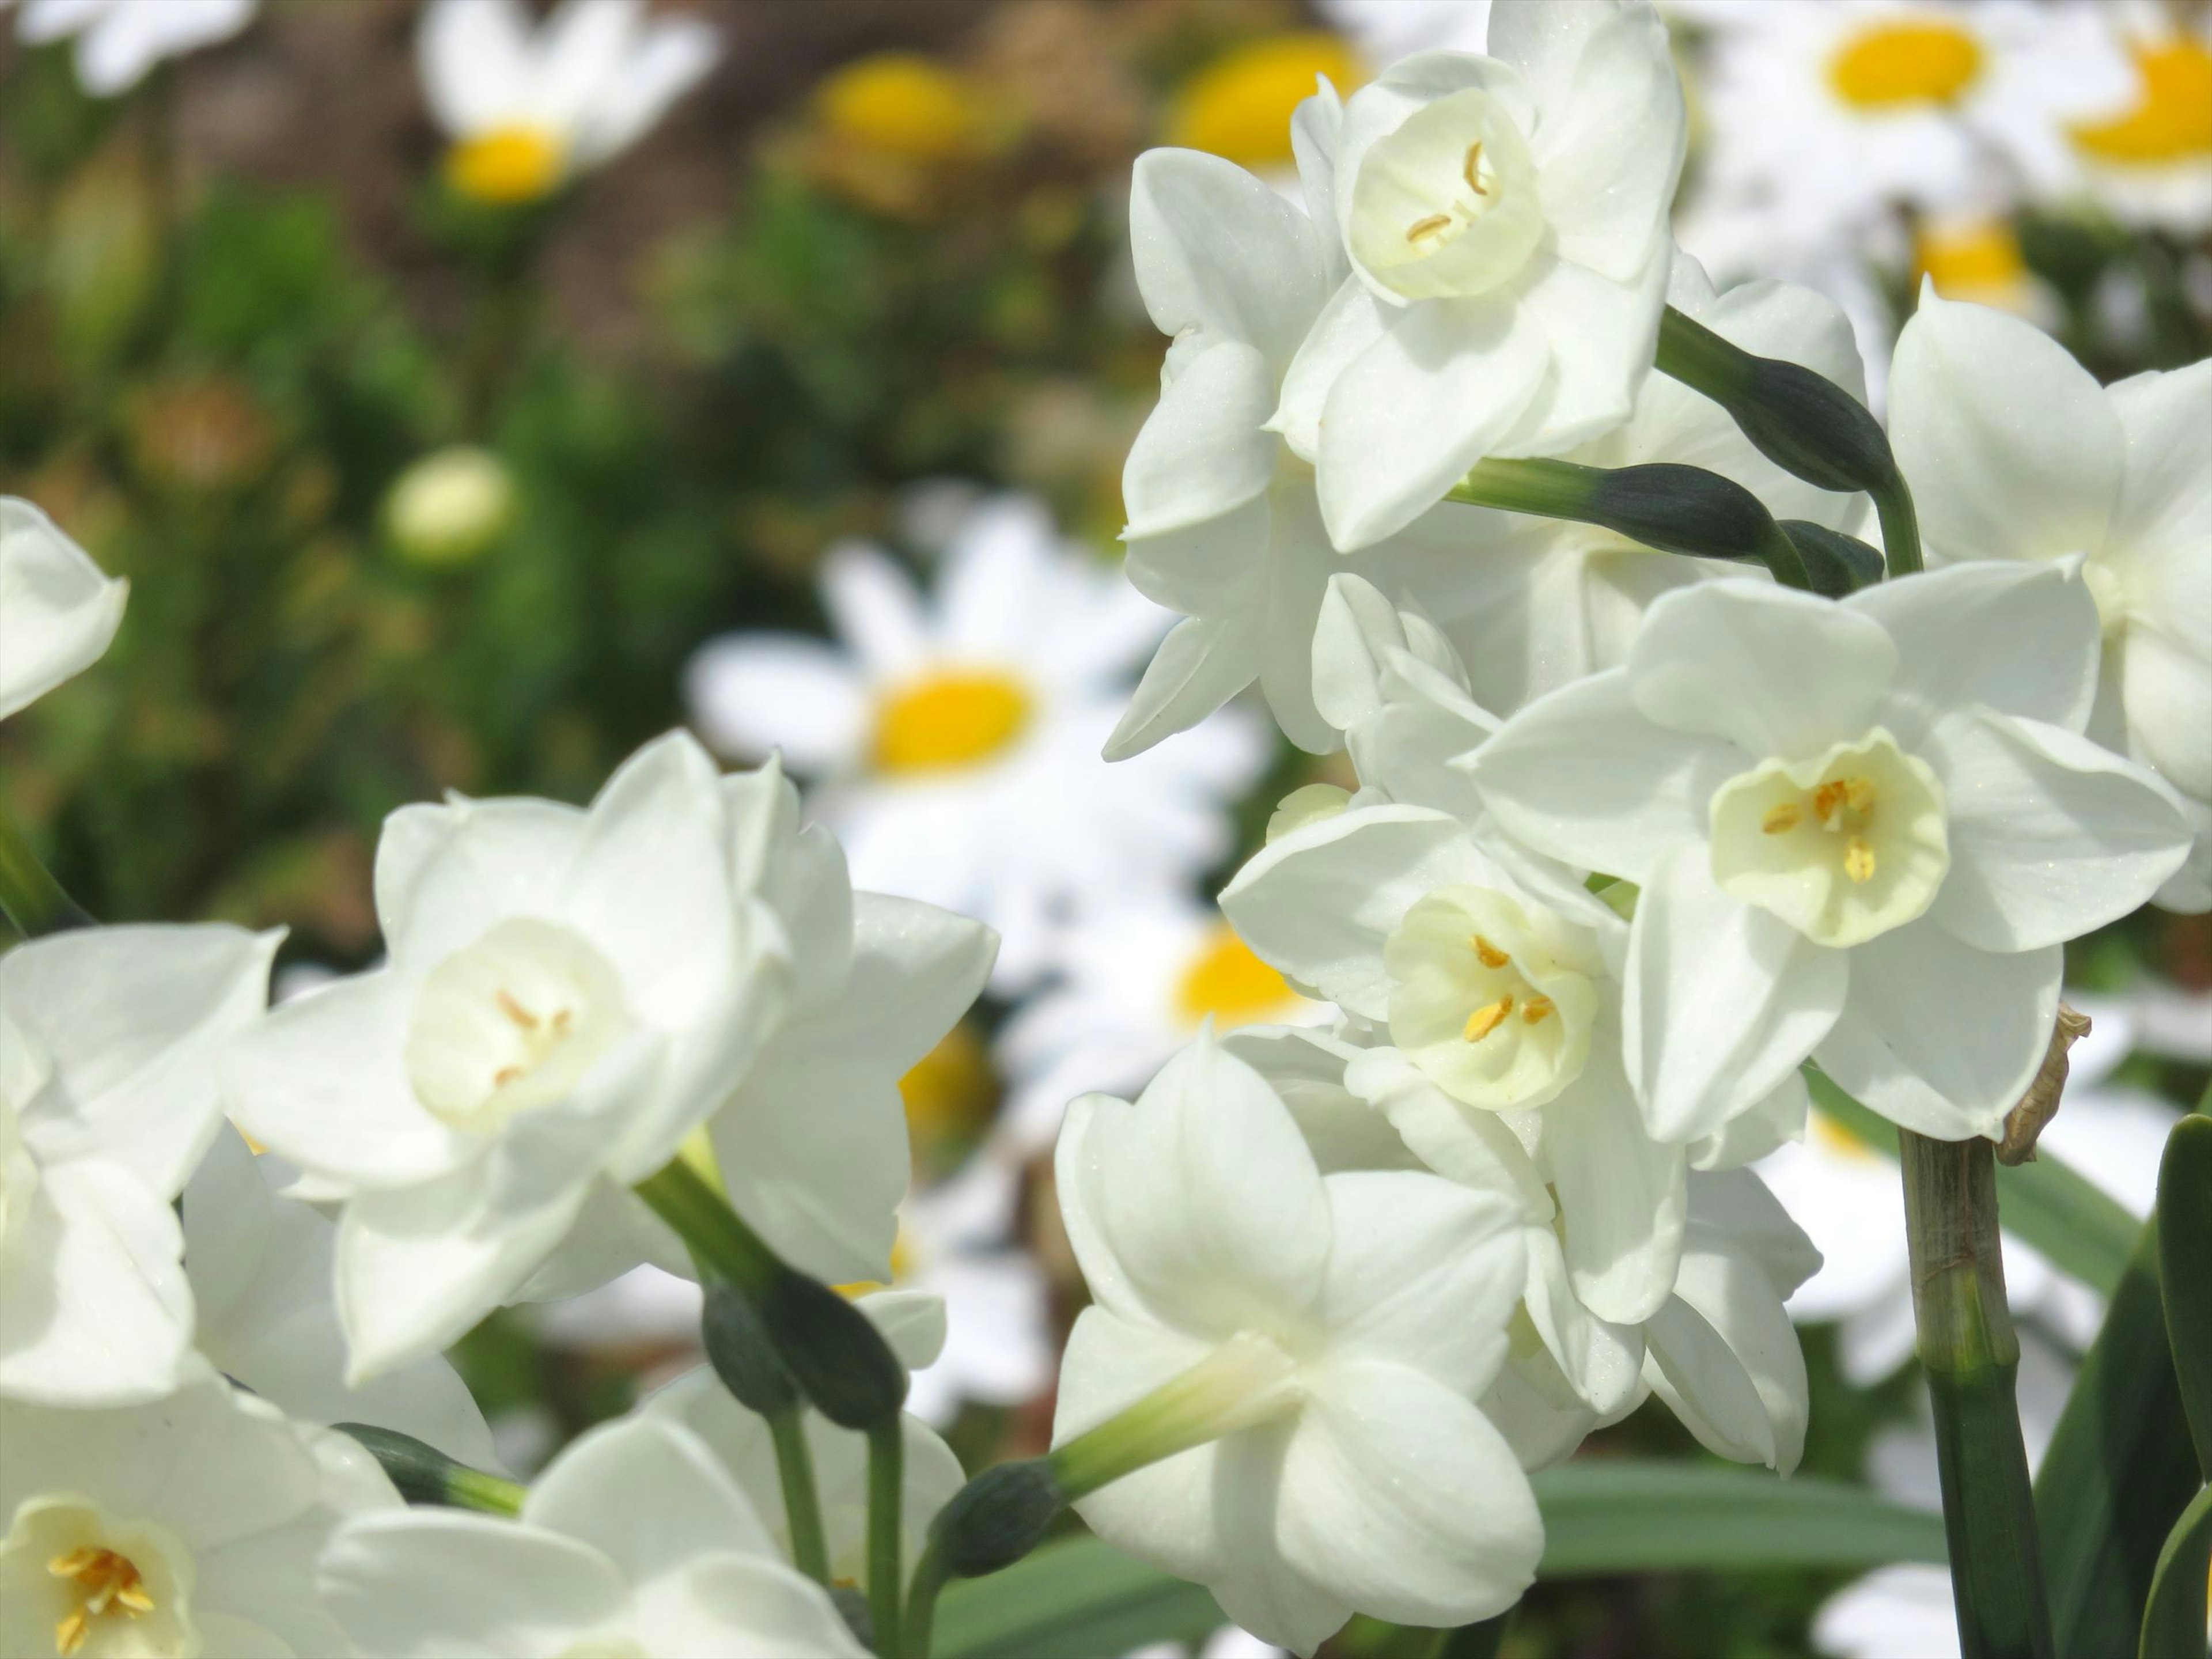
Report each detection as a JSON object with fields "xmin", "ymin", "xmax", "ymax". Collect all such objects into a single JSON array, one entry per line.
[
  {"xmin": 1914, "ymin": 219, "xmax": 2028, "ymax": 300},
  {"xmin": 1166, "ymin": 34, "xmax": 1365, "ymax": 169},
  {"xmin": 1349, "ymin": 87, "xmax": 1545, "ymax": 302},
  {"xmin": 1808, "ymin": 1110, "xmax": 1880, "ymax": 1165},
  {"xmin": 1709, "ymin": 729, "xmax": 1950, "ymax": 949},
  {"xmin": 816, "ymin": 53, "xmax": 980, "ymax": 162},
  {"xmin": 1, "ymin": 1498, "xmax": 194, "ymax": 1659},
  {"xmin": 2071, "ymin": 39, "xmax": 2212, "ymax": 164},
  {"xmin": 446, "ymin": 124, "xmax": 567, "ymax": 205},
  {"xmin": 899, "ymin": 1022, "xmax": 994, "ymax": 1141},
  {"xmin": 406, "ymin": 918, "xmax": 630, "ymax": 1132},
  {"xmin": 1384, "ymin": 886, "xmax": 1600, "ymax": 1113},
  {"xmin": 835, "ymin": 1229, "xmax": 916, "ymax": 1298},
  {"xmin": 1175, "ymin": 926, "xmax": 1296, "ymax": 1028},
  {"xmin": 1828, "ymin": 20, "xmax": 1984, "ymax": 109},
  {"xmin": 872, "ymin": 670, "xmax": 1032, "ymax": 774}
]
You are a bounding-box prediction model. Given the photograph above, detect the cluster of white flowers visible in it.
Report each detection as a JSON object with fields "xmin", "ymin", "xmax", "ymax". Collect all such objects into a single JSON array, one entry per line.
[
  {"xmin": 1036, "ymin": 3, "xmax": 2205, "ymax": 1653},
  {"xmin": 0, "ymin": 496, "xmax": 995, "ymax": 1654}
]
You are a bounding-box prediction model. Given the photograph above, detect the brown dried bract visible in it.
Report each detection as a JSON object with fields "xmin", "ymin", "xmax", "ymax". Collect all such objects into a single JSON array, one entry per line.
[{"xmin": 1996, "ymin": 1004, "xmax": 2093, "ymax": 1166}]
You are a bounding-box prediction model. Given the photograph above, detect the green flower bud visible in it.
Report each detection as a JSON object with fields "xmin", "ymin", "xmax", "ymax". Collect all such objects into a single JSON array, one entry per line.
[
  {"xmin": 758, "ymin": 1268, "xmax": 909, "ymax": 1429},
  {"xmin": 384, "ymin": 446, "xmax": 516, "ymax": 569},
  {"xmin": 701, "ymin": 1277, "xmax": 800, "ymax": 1417},
  {"xmin": 334, "ymin": 1423, "xmax": 522, "ymax": 1515},
  {"xmin": 926, "ymin": 1459, "xmax": 1065, "ymax": 1579}
]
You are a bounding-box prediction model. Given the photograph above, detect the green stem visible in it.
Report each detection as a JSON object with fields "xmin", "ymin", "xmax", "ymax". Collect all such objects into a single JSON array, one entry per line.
[
  {"xmin": 635, "ymin": 1158, "xmax": 779, "ymax": 1297},
  {"xmin": 768, "ymin": 1407, "xmax": 832, "ymax": 1588},
  {"xmin": 904, "ymin": 1535, "xmax": 952, "ymax": 1659},
  {"xmin": 1872, "ymin": 475, "xmax": 1923, "ymax": 577},
  {"xmin": 0, "ymin": 798, "xmax": 91, "ymax": 935},
  {"xmin": 1899, "ymin": 1131, "xmax": 2054, "ymax": 1659},
  {"xmin": 868, "ymin": 1419, "xmax": 906, "ymax": 1659},
  {"xmin": 1048, "ymin": 1332, "xmax": 1300, "ymax": 1502}
]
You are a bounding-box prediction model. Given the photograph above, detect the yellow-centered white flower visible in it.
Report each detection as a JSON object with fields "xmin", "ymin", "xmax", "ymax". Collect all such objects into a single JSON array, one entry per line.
[
  {"xmin": 1888, "ymin": 286, "xmax": 2212, "ymax": 912},
  {"xmin": 1279, "ymin": 1, "xmax": 1687, "ymax": 551},
  {"xmin": 0, "ymin": 499, "xmax": 127, "ymax": 723},
  {"xmin": 416, "ymin": 0, "xmax": 719, "ymax": 207},
  {"xmin": 1468, "ymin": 567, "xmax": 2195, "ymax": 1144},
  {"xmin": 0, "ymin": 1365, "xmax": 397, "ymax": 1659}
]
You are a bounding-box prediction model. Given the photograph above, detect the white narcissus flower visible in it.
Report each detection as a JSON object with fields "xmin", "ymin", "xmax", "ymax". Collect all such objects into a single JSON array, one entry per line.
[
  {"xmin": 686, "ymin": 495, "xmax": 1266, "ymax": 989},
  {"xmin": 1467, "ymin": 567, "xmax": 2194, "ymax": 1146},
  {"xmin": 0, "ymin": 499, "xmax": 128, "ymax": 722},
  {"xmin": 1283, "ymin": 1, "xmax": 1687, "ymax": 551},
  {"xmin": 225, "ymin": 732, "xmax": 993, "ymax": 1379},
  {"xmin": 1687, "ymin": 1, "xmax": 2135, "ymax": 250},
  {"xmin": 995, "ymin": 891, "xmax": 1323, "ymax": 1156},
  {"xmin": 1437, "ymin": 254, "xmax": 1872, "ymax": 718},
  {"xmin": 645, "ymin": 1362, "xmax": 965, "ymax": 1594},
  {"xmin": 320, "ymin": 1414, "xmax": 865, "ymax": 1658},
  {"xmin": 1052, "ymin": 1033, "xmax": 1541, "ymax": 1656},
  {"xmin": 2065, "ymin": 5, "xmax": 2212, "ymax": 233},
  {"xmin": 417, "ymin": 0, "xmax": 720, "ymax": 207},
  {"xmin": 180, "ymin": 1127, "xmax": 498, "ymax": 1467},
  {"xmin": 1887, "ymin": 288, "xmax": 2212, "ymax": 911},
  {"xmin": 6, "ymin": 0, "xmax": 255, "ymax": 96},
  {"xmin": 1109, "ymin": 130, "xmax": 1490, "ymax": 757},
  {"xmin": 0, "ymin": 923, "xmax": 276, "ymax": 1406},
  {"xmin": 0, "ymin": 1365, "xmax": 397, "ymax": 1659}
]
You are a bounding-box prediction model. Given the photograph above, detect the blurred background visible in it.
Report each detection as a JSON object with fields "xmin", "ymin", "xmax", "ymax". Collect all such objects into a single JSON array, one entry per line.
[{"xmin": 3, "ymin": 2, "xmax": 2208, "ymax": 1655}]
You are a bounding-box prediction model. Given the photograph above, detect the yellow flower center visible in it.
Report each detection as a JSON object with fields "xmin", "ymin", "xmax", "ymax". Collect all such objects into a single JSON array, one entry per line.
[
  {"xmin": 1914, "ymin": 218, "xmax": 2029, "ymax": 301},
  {"xmin": 871, "ymin": 669, "xmax": 1032, "ymax": 774},
  {"xmin": 48, "ymin": 1550, "xmax": 151, "ymax": 1657},
  {"xmin": 1828, "ymin": 19, "xmax": 1984, "ymax": 109},
  {"xmin": 1174, "ymin": 926, "xmax": 1297, "ymax": 1028},
  {"xmin": 2071, "ymin": 38, "xmax": 2212, "ymax": 164},
  {"xmin": 446, "ymin": 124, "xmax": 567, "ymax": 205},
  {"xmin": 1167, "ymin": 33, "xmax": 1365, "ymax": 169},
  {"xmin": 1808, "ymin": 1110, "xmax": 1880, "ymax": 1165},
  {"xmin": 816, "ymin": 53, "xmax": 982, "ymax": 162}
]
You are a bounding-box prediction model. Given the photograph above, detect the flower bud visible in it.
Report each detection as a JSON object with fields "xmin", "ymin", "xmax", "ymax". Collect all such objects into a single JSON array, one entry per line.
[
  {"xmin": 758, "ymin": 1267, "xmax": 909, "ymax": 1429},
  {"xmin": 384, "ymin": 446, "xmax": 516, "ymax": 569},
  {"xmin": 700, "ymin": 1277, "xmax": 800, "ymax": 1416},
  {"xmin": 334, "ymin": 1423, "xmax": 522, "ymax": 1514},
  {"xmin": 927, "ymin": 1458, "xmax": 1065, "ymax": 1578},
  {"xmin": 1777, "ymin": 520, "xmax": 1885, "ymax": 598}
]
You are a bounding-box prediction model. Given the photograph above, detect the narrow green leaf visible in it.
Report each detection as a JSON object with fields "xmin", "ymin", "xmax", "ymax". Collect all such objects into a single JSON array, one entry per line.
[
  {"xmin": 2138, "ymin": 1484, "xmax": 2212, "ymax": 1659},
  {"xmin": 931, "ymin": 1537, "xmax": 1219, "ymax": 1659},
  {"xmin": 2035, "ymin": 1219, "xmax": 2202, "ymax": 1657},
  {"xmin": 1806, "ymin": 1069, "xmax": 2139, "ymax": 1296},
  {"xmin": 2159, "ymin": 1116, "xmax": 2212, "ymax": 1476},
  {"xmin": 933, "ymin": 1465, "xmax": 1948, "ymax": 1657}
]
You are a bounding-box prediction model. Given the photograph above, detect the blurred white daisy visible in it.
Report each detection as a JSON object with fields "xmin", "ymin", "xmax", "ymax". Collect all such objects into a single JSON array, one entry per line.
[
  {"xmin": 1758, "ymin": 988, "xmax": 2200, "ymax": 1384},
  {"xmin": 995, "ymin": 892, "xmax": 1324, "ymax": 1154},
  {"xmin": 685, "ymin": 494, "xmax": 1270, "ymax": 989},
  {"xmin": 1689, "ymin": 1, "xmax": 2135, "ymax": 252},
  {"xmin": 417, "ymin": 0, "xmax": 720, "ymax": 207},
  {"xmin": 1315, "ymin": 0, "xmax": 1489, "ymax": 66},
  {"xmin": 6, "ymin": 0, "xmax": 254, "ymax": 96},
  {"xmin": 2064, "ymin": 2, "xmax": 2212, "ymax": 232}
]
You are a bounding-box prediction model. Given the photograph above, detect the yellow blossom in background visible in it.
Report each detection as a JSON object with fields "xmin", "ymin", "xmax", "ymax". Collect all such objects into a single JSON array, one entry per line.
[
  {"xmin": 900, "ymin": 1020, "xmax": 997, "ymax": 1146},
  {"xmin": 1912, "ymin": 215, "xmax": 2043, "ymax": 317},
  {"xmin": 816, "ymin": 51, "xmax": 985, "ymax": 164},
  {"xmin": 2071, "ymin": 34, "xmax": 2212, "ymax": 167},
  {"xmin": 1166, "ymin": 33, "xmax": 1363, "ymax": 171},
  {"xmin": 445, "ymin": 124, "xmax": 568, "ymax": 206},
  {"xmin": 1172, "ymin": 923, "xmax": 1299, "ymax": 1028}
]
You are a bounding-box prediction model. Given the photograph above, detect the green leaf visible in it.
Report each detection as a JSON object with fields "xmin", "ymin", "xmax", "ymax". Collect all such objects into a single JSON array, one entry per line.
[
  {"xmin": 2035, "ymin": 1219, "xmax": 2202, "ymax": 1657},
  {"xmin": 1530, "ymin": 1461, "xmax": 1948, "ymax": 1576},
  {"xmin": 2158, "ymin": 1116, "xmax": 2212, "ymax": 1476},
  {"xmin": 2138, "ymin": 1484, "xmax": 2212, "ymax": 1659},
  {"xmin": 931, "ymin": 1465, "xmax": 1948, "ymax": 1658},
  {"xmin": 1806, "ymin": 1069, "xmax": 2139, "ymax": 1296},
  {"xmin": 931, "ymin": 1536, "xmax": 1220, "ymax": 1659}
]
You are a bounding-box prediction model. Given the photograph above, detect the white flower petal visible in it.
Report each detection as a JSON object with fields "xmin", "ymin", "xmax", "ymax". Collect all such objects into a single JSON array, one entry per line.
[
  {"xmin": 1125, "ymin": 343, "xmax": 1279, "ymax": 538},
  {"xmin": 1889, "ymin": 289, "xmax": 2123, "ymax": 567},
  {"xmin": 1521, "ymin": 1225, "xmax": 1645, "ymax": 1418},
  {"xmin": 571, "ymin": 14, "xmax": 719, "ymax": 164},
  {"xmin": 1275, "ymin": 1360, "xmax": 1540, "ymax": 1628},
  {"xmin": 1493, "ymin": 247, "xmax": 1668, "ymax": 457},
  {"xmin": 1272, "ymin": 276, "xmax": 1389, "ymax": 463},
  {"xmin": 1107, "ymin": 610, "xmax": 1267, "ymax": 761},
  {"xmin": 525, "ymin": 1414, "xmax": 776, "ymax": 1579},
  {"xmin": 1627, "ymin": 579, "xmax": 1897, "ymax": 762},
  {"xmin": 1543, "ymin": 1044, "xmax": 1687, "ymax": 1325},
  {"xmin": 819, "ymin": 544, "xmax": 927, "ymax": 679},
  {"xmin": 1928, "ymin": 710, "xmax": 2192, "ymax": 952},
  {"xmin": 415, "ymin": 0, "xmax": 536, "ymax": 138},
  {"xmin": 1210, "ymin": 1424, "xmax": 1356, "ymax": 1658},
  {"xmin": 1815, "ymin": 927, "xmax": 2060, "ymax": 1142},
  {"xmin": 684, "ymin": 635, "xmax": 868, "ymax": 770},
  {"xmin": 1626, "ymin": 843, "xmax": 1847, "ymax": 1144},
  {"xmin": 1130, "ymin": 148, "xmax": 1329, "ymax": 369},
  {"xmin": 0, "ymin": 498, "xmax": 128, "ymax": 719}
]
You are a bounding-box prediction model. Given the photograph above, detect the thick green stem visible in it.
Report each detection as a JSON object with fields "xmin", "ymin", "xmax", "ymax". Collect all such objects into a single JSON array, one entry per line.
[
  {"xmin": 635, "ymin": 1158, "xmax": 779, "ymax": 1297},
  {"xmin": 904, "ymin": 1535, "xmax": 952, "ymax": 1659},
  {"xmin": 0, "ymin": 799, "xmax": 91, "ymax": 936},
  {"xmin": 1899, "ymin": 1131, "xmax": 2054, "ymax": 1659},
  {"xmin": 767, "ymin": 1407, "xmax": 832, "ymax": 1588},
  {"xmin": 1872, "ymin": 476, "xmax": 1923, "ymax": 576},
  {"xmin": 1048, "ymin": 1332, "xmax": 1300, "ymax": 1502},
  {"xmin": 868, "ymin": 1419, "xmax": 906, "ymax": 1659}
]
